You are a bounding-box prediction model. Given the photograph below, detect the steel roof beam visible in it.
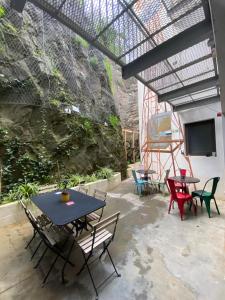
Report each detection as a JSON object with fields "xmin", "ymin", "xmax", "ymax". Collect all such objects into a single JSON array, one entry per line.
[
  {"xmin": 210, "ymin": 0, "xmax": 225, "ymax": 114},
  {"xmin": 147, "ymin": 54, "xmax": 212, "ymax": 84},
  {"xmin": 168, "ymin": 0, "xmax": 210, "ymax": 21},
  {"xmin": 11, "ymin": 0, "xmax": 27, "ymax": 12},
  {"xmin": 173, "ymin": 95, "xmax": 220, "ymax": 112},
  {"xmin": 117, "ymin": 2, "xmax": 203, "ymax": 61},
  {"xmin": 158, "ymin": 76, "xmax": 219, "ymax": 102},
  {"xmin": 122, "ymin": 20, "xmax": 212, "ymax": 79}
]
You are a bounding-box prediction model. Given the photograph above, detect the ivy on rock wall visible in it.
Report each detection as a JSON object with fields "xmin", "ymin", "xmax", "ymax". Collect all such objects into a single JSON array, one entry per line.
[
  {"xmin": 0, "ymin": 0, "xmax": 129, "ymax": 192},
  {"xmin": 0, "ymin": 105, "xmax": 127, "ymax": 191}
]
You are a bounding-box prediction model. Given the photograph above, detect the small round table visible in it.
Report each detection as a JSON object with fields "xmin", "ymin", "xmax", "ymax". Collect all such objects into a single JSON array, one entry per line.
[
  {"xmin": 136, "ymin": 169, "xmax": 156, "ymax": 175},
  {"xmin": 169, "ymin": 176, "xmax": 200, "ymax": 184},
  {"xmin": 136, "ymin": 169, "xmax": 156, "ymax": 181}
]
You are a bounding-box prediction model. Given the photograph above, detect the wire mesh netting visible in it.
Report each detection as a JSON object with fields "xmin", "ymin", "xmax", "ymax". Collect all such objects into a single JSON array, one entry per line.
[
  {"xmin": 0, "ymin": 0, "xmax": 117, "ymax": 120},
  {"xmin": 2, "ymin": 0, "xmax": 219, "ymax": 108}
]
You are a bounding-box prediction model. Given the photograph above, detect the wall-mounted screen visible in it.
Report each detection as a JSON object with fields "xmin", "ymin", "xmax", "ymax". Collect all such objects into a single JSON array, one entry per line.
[{"xmin": 185, "ymin": 119, "xmax": 216, "ymax": 156}]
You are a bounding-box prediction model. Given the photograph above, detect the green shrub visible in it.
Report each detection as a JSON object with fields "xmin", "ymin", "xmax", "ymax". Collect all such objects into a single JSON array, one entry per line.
[
  {"xmin": 50, "ymin": 98, "xmax": 61, "ymax": 107},
  {"xmin": 52, "ymin": 67, "xmax": 62, "ymax": 80},
  {"xmin": 95, "ymin": 167, "xmax": 113, "ymax": 180},
  {"xmin": 1, "ymin": 189, "xmax": 18, "ymax": 204},
  {"xmin": 0, "ymin": 129, "xmax": 54, "ymax": 190},
  {"xmin": 0, "ymin": 6, "xmax": 6, "ymax": 18},
  {"xmin": 103, "ymin": 58, "xmax": 113, "ymax": 93},
  {"xmin": 83, "ymin": 174, "xmax": 97, "ymax": 183},
  {"xmin": 34, "ymin": 48, "xmax": 44, "ymax": 57},
  {"xmin": 17, "ymin": 182, "xmax": 39, "ymax": 200},
  {"xmin": 72, "ymin": 35, "xmax": 89, "ymax": 48},
  {"xmin": 89, "ymin": 56, "xmax": 99, "ymax": 68},
  {"xmin": 81, "ymin": 119, "xmax": 93, "ymax": 136},
  {"xmin": 108, "ymin": 115, "xmax": 120, "ymax": 129},
  {"xmin": 1, "ymin": 182, "xmax": 39, "ymax": 205},
  {"xmin": 4, "ymin": 22, "xmax": 18, "ymax": 34},
  {"xmin": 68, "ymin": 174, "xmax": 84, "ymax": 187}
]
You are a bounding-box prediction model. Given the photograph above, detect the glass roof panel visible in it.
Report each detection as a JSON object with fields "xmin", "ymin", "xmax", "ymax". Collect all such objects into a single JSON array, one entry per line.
[{"xmin": 21, "ymin": 0, "xmax": 218, "ymax": 109}]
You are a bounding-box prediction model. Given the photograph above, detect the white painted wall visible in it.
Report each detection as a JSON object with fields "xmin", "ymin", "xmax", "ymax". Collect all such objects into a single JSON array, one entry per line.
[
  {"xmin": 178, "ymin": 102, "xmax": 225, "ymax": 198},
  {"xmin": 138, "ymin": 81, "xmax": 225, "ymax": 199}
]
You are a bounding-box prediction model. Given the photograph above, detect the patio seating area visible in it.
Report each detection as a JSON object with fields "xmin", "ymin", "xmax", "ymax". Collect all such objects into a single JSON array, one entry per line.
[
  {"xmin": 1, "ymin": 0, "xmax": 225, "ymax": 299},
  {"xmin": 0, "ymin": 178, "xmax": 225, "ymax": 300}
]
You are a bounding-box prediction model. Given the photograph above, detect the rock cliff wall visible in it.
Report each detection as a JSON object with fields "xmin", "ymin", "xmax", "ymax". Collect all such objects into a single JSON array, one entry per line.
[{"xmin": 0, "ymin": 0, "xmax": 138, "ymax": 188}]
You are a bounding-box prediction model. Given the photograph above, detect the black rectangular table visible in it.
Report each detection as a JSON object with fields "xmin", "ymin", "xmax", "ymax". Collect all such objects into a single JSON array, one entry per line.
[{"xmin": 31, "ymin": 189, "xmax": 105, "ymax": 226}]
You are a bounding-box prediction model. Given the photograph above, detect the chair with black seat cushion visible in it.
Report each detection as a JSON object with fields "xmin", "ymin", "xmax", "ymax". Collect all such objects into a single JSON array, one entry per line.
[
  {"xmin": 19, "ymin": 200, "xmax": 52, "ymax": 253},
  {"xmin": 192, "ymin": 177, "xmax": 220, "ymax": 218},
  {"xmin": 24, "ymin": 208, "xmax": 74, "ymax": 284}
]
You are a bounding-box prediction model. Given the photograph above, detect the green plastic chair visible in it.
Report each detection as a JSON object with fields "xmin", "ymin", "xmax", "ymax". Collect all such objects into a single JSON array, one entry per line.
[
  {"xmin": 151, "ymin": 169, "xmax": 170, "ymax": 193},
  {"xmin": 192, "ymin": 177, "xmax": 220, "ymax": 218}
]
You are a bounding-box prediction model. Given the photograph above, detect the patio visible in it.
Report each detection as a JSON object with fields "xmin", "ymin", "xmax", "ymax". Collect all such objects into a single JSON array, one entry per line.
[{"xmin": 0, "ymin": 178, "xmax": 225, "ymax": 300}]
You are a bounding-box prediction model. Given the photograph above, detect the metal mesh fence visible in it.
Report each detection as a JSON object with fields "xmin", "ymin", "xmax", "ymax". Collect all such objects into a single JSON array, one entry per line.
[
  {"xmin": 1, "ymin": 0, "xmax": 219, "ymax": 107},
  {"xmin": 0, "ymin": 0, "xmax": 109, "ymax": 116}
]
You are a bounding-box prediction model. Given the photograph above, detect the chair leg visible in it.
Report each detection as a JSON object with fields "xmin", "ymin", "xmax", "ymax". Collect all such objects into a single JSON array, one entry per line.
[
  {"xmin": 31, "ymin": 240, "xmax": 43, "ymax": 260},
  {"xmin": 34, "ymin": 247, "xmax": 48, "ymax": 269},
  {"xmin": 43, "ymin": 254, "xmax": 59, "ymax": 284},
  {"xmin": 200, "ymin": 198, "xmax": 203, "ymax": 207},
  {"xmin": 204, "ymin": 199, "xmax": 211, "ymax": 218},
  {"xmin": 106, "ymin": 248, "xmax": 120, "ymax": 277},
  {"xmin": 178, "ymin": 201, "xmax": 184, "ymax": 221},
  {"xmin": 80, "ymin": 252, "xmax": 98, "ymax": 300},
  {"xmin": 61, "ymin": 240, "xmax": 75, "ymax": 283},
  {"xmin": 168, "ymin": 199, "xmax": 173, "ymax": 214},
  {"xmin": 25, "ymin": 230, "xmax": 36, "ymax": 249},
  {"xmin": 77, "ymin": 252, "xmax": 91, "ymax": 276},
  {"xmin": 213, "ymin": 197, "xmax": 220, "ymax": 215},
  {"xmin": 191, "ymin": 200, "xmax": 197, "ymax": 215}
]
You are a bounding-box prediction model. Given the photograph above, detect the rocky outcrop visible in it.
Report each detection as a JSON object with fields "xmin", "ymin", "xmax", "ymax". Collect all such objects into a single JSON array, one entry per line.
[
  {"xmin": 112, "ymin": 63, "xmax": 139, "ymax": 130},
  {"xmin": 0, "ymin": 0, "xmax": 138, "ymax": 188}
]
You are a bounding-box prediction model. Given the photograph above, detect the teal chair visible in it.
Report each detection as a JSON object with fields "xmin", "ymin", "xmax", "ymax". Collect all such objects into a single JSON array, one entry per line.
[
  {"xmin": 151, "ymin": 169, "xmax": 170, "ymax": 193},
  {"xmin": 132, "ymin": 170, "xmax": 148, "ymax": 195},
  {"xmin": 192, "ymin": 177, "xmax": 220, "ymax": 218}
]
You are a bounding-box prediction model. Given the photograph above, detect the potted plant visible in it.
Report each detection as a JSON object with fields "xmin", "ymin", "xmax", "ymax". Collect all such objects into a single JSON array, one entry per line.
[{"xmin": 61, "ymin": 179, "xmax": 70, "ymax": 202}]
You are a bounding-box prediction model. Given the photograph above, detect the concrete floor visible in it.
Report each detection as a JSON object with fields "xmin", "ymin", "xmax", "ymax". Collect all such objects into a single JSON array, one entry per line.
[{"xmin": 0, "ymin": 178, "xmax": 225, "ymax": 300}]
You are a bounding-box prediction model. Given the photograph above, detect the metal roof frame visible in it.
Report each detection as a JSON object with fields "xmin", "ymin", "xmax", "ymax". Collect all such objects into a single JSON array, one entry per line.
[{"xmin": 10, "ymin": 0, "xmax": 221, "ymax": 112}]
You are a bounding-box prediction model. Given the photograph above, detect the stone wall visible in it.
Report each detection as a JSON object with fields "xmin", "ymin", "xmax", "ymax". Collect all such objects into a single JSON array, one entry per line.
[{"xmin": 0, "ymin": 0, "xmax": 139, "ymax": 189}]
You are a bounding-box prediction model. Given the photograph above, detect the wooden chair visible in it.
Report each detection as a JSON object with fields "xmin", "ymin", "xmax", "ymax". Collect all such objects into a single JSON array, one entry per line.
[
  {"xmin": 19, "ymin": 200, "xmax": 52, "ymax": 253},
  {"xmin": 86, "ymin": 189, "xmax": 107, "ymax": 224},
  {"xmin": 24, "ymin": 207, "xmax": 74, "ymax": 284},
  {"xmin": 78, "ymin": 185, "xmax": 88, "ymax": 195},
  {"xmin": 39, "ymin": 184, "xmax": 58, "ymax": 193},
  {"xmin": 76, "ymin": 212, "xmax": 120, "ymax": 299}
]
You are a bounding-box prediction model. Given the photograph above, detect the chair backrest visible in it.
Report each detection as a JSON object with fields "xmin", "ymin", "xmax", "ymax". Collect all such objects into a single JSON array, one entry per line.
[
  {"xmin": 19, "ymin": 199, "xmax": 27, "ymax": 210},
  {"xmin": 39, "ymin": 184, "xmax": 58, "ymax": 193},
  {"xmin": 24, "ymin": 207, "xmax": 56, "ymax": 248},
  {"xmin": 202, "ymin": 177, "xmax": 220, "ymax": 196},
  {"xmin": 24, "ymin": 207, "xmax": 41, "ymax": 232},
  {"xmin": 164, "ymin": 169, "xmax": 170, "ymax": 183},
  {"xmin": 94, "ymin": 189, "xmax": 107, "ymax": 201},
  {"xmin": 132, "ymin": 170, "xmax": 138, "ymax": 183},
  {"xmin": 90, "ymin": 211, "xmax": 120, "ymax": 252},
  {"xmin": 167, "ymin": 179, "xmax": 177, "ymax": 200},
  {"xmin": 78, "ymin": 185, "xmax": 88, "ymax": 195}
]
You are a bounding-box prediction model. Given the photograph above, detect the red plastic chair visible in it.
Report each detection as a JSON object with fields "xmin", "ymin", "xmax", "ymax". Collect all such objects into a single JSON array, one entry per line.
[
  {"xmin": 174, "ymin": 169, "xmax": 189, "ymax": 193},
  {"xmin": 167, "ymin": 179, "xmax": 196, "ymax": 221},
  {"xmin": 175, "ymin": 182, "xmax": 189, "ymax": 193}
]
